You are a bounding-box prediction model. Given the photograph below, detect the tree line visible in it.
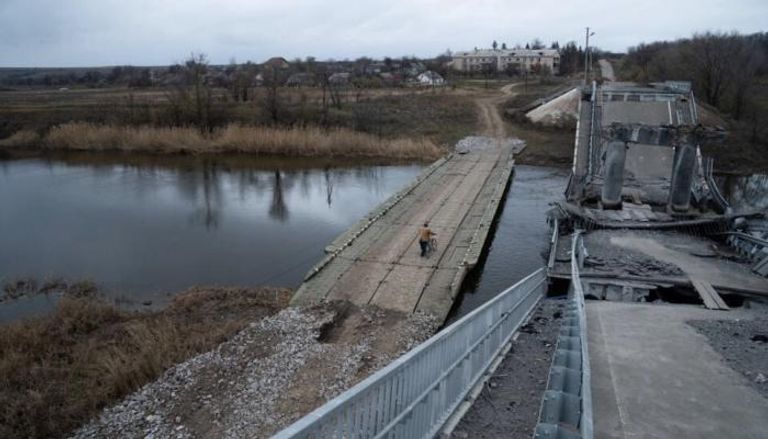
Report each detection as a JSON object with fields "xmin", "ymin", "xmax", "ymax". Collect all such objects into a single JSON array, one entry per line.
[{"xmin": 620, "ymin": 32, "xmax": 768, "ymax": 122}]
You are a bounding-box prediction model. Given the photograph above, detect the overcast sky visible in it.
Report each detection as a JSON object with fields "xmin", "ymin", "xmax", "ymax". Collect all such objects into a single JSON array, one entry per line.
[{"xmin": 1, "ymin": 0, "xmax": 766, "ymax": 67}]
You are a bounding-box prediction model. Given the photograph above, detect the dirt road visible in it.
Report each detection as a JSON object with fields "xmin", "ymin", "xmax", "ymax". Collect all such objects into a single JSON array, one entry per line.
[
  {"xmin": 599, "ymin": 59, "xmax": 615, "ymax": 82},
  {"xmin": 476, "ymin": 83, "xmax": 520, "ymax": 138}
]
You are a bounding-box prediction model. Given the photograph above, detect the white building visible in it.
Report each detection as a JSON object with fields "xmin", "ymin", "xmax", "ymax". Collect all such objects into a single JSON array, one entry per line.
[
  {"xmin": 417, "ymin": 71, "xmax": 445, "ymax": 86},
  {"xmin": 450, "ymin": 48, "xmax": 560, "ymax": 74}
]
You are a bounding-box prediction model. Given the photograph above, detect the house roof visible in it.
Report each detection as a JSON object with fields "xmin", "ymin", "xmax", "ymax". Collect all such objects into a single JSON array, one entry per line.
[
  {"xmin": 264, "ymin": 57, "xmax": 290, "ymax": 68},
  {"xmin": 285, "ymin": 72, "xmax": 315, "ymax": 85},
  {"xmin": 418, "ymin": 71, "xmax": 443, "ymax": 79}
]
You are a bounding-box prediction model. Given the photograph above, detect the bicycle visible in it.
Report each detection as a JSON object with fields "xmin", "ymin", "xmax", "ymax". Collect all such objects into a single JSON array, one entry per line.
[{"xmin": 427, "ymin": 236, "xmax": 438, "ymax": 257}]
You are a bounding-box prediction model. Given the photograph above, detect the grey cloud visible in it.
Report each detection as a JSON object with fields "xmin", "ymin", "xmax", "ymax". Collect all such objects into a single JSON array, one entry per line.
[{"xmin": 0, "ymin": 0, "xmax": 766, "ymax": 67}]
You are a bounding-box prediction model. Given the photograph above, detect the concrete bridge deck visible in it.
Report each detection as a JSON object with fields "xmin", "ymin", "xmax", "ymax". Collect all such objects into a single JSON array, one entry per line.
[{"xmin": 292, "ymin": 140, "xmax": 521, "ymax": 321}]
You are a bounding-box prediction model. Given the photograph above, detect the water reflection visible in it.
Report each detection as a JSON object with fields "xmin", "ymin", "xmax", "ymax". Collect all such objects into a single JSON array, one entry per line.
[
  {"xmin": 718, "ymin": 173, "xmax": 768, "ymax": 212},
  {"xmin": 270, "ymin": 170, "xmax": 289, "ymax": 222},
  {"xmin": 0, "ymin": 152, "xmax": 423, "ymax": 310}
]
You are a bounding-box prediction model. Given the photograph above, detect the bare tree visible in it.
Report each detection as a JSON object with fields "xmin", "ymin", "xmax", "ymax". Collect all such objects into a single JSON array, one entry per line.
[
  {"xmin": 163, "ymin": 53, "xmax": 215, "ymax": 131},
  {"xmin": 682, "ymin": 33, "xmax": 741, "ymax": 108},
  {"xmin": 262, "ymin": 66, "xmax": 285, "ymax": 124},
  {"xmin": 185, "ymin": 53, "xmax": 211, "ymax": 132},
  {"xmin": 730, "ymin": 39, "xmax": 765, "ymax": 120}
]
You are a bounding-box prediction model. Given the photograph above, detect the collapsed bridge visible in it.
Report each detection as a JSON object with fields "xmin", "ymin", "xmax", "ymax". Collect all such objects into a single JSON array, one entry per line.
[{"xmin": 274, "ymin": 75, "xmax": 768, "ymax": 439}]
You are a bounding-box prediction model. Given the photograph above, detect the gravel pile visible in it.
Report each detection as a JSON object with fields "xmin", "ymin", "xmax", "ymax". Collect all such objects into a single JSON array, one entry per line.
[
  {"xmin": 72, "ymin": 306, "xmax": 336, "ymax": 438},
  {"xmin": 71, "ymin": 303, "xmax": 441, "ymax": 439},
  {"xmin": 455, "ymin": 136, "xmax": 525, "ymax": 154}
]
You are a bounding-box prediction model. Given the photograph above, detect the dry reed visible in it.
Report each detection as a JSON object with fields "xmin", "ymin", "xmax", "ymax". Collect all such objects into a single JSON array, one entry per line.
[
  {"xmin": 0, "ymin": 129, "xmax": 40, "ymax": 148},
  {"xmin": 3, "ymin": 122, "xmax": 443, "ymax": 159},
  {"xmin": 0, "ymin": 287, "xmax": 291, "ymax": 439}
]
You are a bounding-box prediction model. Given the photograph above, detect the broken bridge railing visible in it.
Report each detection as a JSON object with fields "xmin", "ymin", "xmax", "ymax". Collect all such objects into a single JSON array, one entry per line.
[{"xmin": 273, "ymin": 268, "xmax": 547, "ymax": 439}]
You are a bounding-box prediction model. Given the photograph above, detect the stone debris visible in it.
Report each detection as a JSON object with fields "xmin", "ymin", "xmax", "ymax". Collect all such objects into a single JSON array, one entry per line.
[
  {"xmin": 71, "ymin": 302, "xmax": 439, "ymax": 439},
  {"xmin": 452, "ymin": 300, "xmax": 565, "ymax": 439},
  {"xmin": 455, "ymin": 136, "xmax": 525, "ymax": 155},
  {"xmin": 688, "ymin": 317, "xmax": 768, "ymax": 399}
]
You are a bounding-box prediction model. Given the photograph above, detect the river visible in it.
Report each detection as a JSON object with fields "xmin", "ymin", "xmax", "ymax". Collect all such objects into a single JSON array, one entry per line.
[
  {"xmin": 0, "ymin": 153, "xmax": 423, "ymax": 320},
  {"xmin": 449, "ymin": 165, "xmax": 570, "ymax": 320},
  {"xmin": 7, "ymin": 155, "xmax": 757, "ymax": 324}
]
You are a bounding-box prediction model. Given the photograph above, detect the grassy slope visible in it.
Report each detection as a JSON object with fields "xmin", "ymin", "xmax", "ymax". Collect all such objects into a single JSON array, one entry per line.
[
  {"xmin": 0, "ymin": 287, "xmax": 290, "ymax": 439},
  {"xmin": 502, "ymin": 81, "xmax": 577, "ymax": 167}
]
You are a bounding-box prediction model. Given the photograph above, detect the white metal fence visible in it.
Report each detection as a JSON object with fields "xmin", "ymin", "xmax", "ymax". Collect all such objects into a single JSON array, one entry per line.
[{"xmin": 273, "ymin": 268, "xmax": 547, "ymax": 439}]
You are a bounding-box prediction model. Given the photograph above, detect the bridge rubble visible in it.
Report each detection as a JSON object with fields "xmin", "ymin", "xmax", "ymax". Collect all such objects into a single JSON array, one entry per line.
[{"xmin": 537, "ymin": 75, "xmax": 768, "ymax": 439}]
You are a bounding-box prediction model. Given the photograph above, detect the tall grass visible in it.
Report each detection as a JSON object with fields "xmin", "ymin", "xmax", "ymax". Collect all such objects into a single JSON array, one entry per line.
[
  {"xmin": 0, "ymin": 129, "xmax": 40, "ymax": 148},
  {"xmin": 0, "ymin": 287, "xmax": 291, "ymax": 439},
  {"xmin": 2, "ymin": 122, "xmax": 443, "ymax": 159}
]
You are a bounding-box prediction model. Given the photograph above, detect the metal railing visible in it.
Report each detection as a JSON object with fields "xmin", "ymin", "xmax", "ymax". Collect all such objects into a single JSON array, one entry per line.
[
  {"xmin": 534, "ymin": 231, "xmax": 593, "ymax": 439},
  {"xmin": 273, "ymin": 269, "xmax": 547, "ymax": 439},
  {"xmin": 587, "ymin": 81, "xmax": 597, "ymax": 177}
]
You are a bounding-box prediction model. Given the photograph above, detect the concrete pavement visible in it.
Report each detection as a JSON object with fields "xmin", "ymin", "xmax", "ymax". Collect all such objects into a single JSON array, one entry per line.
[{"xmin": 588, "ymin": 301, "xmax": 768, "ymax": 439}]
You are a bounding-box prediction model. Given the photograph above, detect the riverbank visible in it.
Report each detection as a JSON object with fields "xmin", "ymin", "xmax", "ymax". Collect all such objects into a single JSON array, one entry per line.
[
  {"xmin": 0, "ymin": 123, "xmax": 442, "ymax": 160},
  {"xmin": 0, "ymin": 287, "xmax": 291, "ymax": 439},
  {"xmin": 71, "ymin": 301, "xmax": 438, "ymax": 438}
]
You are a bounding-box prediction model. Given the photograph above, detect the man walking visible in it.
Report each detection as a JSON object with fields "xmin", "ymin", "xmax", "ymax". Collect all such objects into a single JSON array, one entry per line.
[{"xmin": 418, "ymin": 222, "xmax": 436, "ymax": 257}]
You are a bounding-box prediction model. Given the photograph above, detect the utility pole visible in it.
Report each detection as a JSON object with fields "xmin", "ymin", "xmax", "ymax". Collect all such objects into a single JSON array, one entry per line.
[{"xmin": 583, "ymin": 27, "xmax": 594, "ymax": 85}]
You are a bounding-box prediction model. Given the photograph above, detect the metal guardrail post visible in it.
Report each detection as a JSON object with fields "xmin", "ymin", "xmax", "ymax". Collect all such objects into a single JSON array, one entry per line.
[
  {"xmin": 547, "ymin": 219, "xmax": 559, "ymax": 273},
  {"xmin": 273, "ymin": 268, "xmax": 547, "ymax": 439}
]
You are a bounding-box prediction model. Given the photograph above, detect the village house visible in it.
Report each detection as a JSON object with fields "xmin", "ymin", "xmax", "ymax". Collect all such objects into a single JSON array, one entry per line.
[
  {"xmin": 263, "ymin": 57, "xmax": 290, "ymax": 70},
  {"xmin": 450, "ymin": 48, "xmax": 560, "ymax": 74},
  {"xmin": 328, "ymin": 72, "xmax": 351, "ymax": 85},
  {"xmin": 417, "ymin": 71, "xmax": 445, "ymax": 86},
  {"xmin": 285, "ymin": 72, "xmax": 316, "ymax": 87}
]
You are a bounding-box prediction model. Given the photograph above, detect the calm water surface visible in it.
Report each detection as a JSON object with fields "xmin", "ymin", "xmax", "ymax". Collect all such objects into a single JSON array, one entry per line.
[
  {"xmin": 0, "ymin": 154, "xmax": 423, "ymax": 319},
  {"xmin": 449, "ymin": 165, "xmax": 570, "ymax": 320}
]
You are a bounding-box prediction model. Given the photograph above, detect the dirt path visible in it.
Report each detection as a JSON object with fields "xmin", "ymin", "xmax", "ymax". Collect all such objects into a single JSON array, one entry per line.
[{"xmin": 475, "ymin": 83, "xmax": 520, "ymax": 138}]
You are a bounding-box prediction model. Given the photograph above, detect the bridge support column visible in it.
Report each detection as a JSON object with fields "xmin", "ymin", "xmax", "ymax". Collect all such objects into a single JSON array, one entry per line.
[
  {"xmin": 601, "ymin": 141, "xmax": 627, "ymax": 209},
  {"xmin": 669, "ymin": 144, "xmax": 696, "ymax": 212}
]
